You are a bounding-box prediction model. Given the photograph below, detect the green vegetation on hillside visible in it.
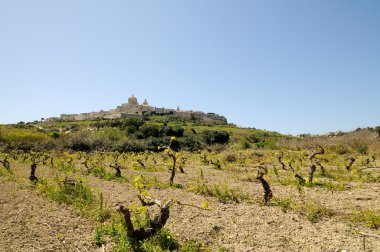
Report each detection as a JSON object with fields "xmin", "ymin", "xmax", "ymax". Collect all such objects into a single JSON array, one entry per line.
[{"xmin": 0, "ymin": 116, "xmax": 284, "ymax": 153}]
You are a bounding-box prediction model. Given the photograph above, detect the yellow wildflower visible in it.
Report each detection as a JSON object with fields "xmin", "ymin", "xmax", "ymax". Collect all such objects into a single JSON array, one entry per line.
[{"xmin": 201, "ymin": 201, "xmax": 209, "ymax": 209}]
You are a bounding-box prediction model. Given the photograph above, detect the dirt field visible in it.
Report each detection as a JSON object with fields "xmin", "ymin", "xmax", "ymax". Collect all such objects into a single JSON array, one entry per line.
[{"xmin": 1, "ymin": 153, "xmax": 380, "ymax": 252}]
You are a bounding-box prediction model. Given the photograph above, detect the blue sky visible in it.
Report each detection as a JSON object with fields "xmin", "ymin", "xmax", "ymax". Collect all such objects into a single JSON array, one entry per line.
[{"xmin": 0, "ymin": 0, "xmax": 379, "ymax": 135}]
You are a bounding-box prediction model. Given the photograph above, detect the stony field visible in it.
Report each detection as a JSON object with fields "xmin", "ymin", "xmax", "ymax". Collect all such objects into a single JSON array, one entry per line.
[{"xmin": 0, "ymin": 149, "xmax": 379, "ymax": 252}]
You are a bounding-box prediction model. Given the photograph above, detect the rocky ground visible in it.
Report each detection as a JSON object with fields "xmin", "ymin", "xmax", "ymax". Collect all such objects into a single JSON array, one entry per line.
[{"xmin": 1, "ymin": 157, "xmax": 380, "ymax": 252}]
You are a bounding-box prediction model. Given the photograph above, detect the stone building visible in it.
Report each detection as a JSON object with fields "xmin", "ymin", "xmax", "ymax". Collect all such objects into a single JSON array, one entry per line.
[{"xmin": 46, "ymin": 95, "xmax": 227, "ymax": 123}]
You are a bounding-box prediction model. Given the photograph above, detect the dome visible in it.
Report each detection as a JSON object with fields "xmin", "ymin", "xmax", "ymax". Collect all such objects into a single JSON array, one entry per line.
[{"xmin": 128, "ymin": 94, "xmax": 138, "ymax": 105}]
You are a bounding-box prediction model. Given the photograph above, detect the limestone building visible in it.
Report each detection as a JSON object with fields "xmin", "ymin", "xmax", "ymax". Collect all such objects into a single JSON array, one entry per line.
[{"xmin": 47, "ymin": 95, "xmax": 227, "ymax": 123}]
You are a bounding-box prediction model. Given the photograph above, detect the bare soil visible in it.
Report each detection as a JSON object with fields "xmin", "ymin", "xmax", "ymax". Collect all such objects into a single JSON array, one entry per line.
[
  {"xmin": 1, "ymin": 159, "xmax": 380, "ymax": 252},
  {"xmin": 0, "ymin": 179, "xmax": 97, "ymax": 251}
]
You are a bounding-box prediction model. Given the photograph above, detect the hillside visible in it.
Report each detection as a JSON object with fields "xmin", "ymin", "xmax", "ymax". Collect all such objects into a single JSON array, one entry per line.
[
  {"xmin": 0, "ymin": 115, "xmax": 284, "ymax": 153},
  {"xmin": 1, "ymin": 117, "xmax": 380, "ymax": 251}
]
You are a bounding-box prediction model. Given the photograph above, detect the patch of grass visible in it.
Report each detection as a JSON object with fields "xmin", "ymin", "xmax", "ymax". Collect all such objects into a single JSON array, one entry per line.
[
  {"xmin": 276, "ymin": 175, "xmax": 296, "ymax": 187},
  {"xmin": 270, "ymin": 197, "xmax": 296, "ymax": 213},
  {"xmin": 241, "ymin": 173, "xmax": 259, "ymax": 182},
  {"xmin": 301, "ymin": 201, "xmax": 334, "ymax": 223},
  {"xmin": 37, "ymin": 177, "xmax": 93, "ymax": 207},
  {"xmin": 36, "ymin": 177, "xmax": 107, "ymax": 219},
  {"xmin": 134, "ymin": 174, "xmax": 171, "ymax": 190},
  {"xmin": 179, "ymin": 240, "xmax": 205, "ymax": 252},
  {"xmin": 95, "ymin": 212, "xmax": 205, "ymax": 252},
  {"xmin": 357, "ymin": 172, "xmax": 380, "ymax": 183},
  {"xmin": 0, "ymin": 167, "xmax": 11, "ymax": 177},
  {"xmin": 96, "ymin": 192, "xmax": 111, "ymax": 223},
  {"xmin": 94, "ymin": 214, "xmax": 133, "ymax": 251},
  {"xmin": 91, "ymin": 165, "xmax": 117, "ymax": 180},
  {"xmin": 305, "ymin": 181, "xmax": 349, "ymax": 191},
  {"xmin": 131, "ymin": 161, "xmax": 166, "ymax": 172},
  {"xmin": 139, "ymin": 228, "xmax": 177, "ymax": 252},
  {"xmin": 89, "ymin": 164, "xmax": 128, "ymax": 182},
  {"xmin": 132, "ymin": 174, "xmax": 183, "ymax": 190},
  {"xmin": 351, "ymin": 209, "xmax": 380, "ymax": 229},
  {"xmin": 56, "ymin": 160, "xmax": 76, "ymax": 173},
  {"xmin": 271, "ymin": 196, "xmax": 334, "ymax": 223},
  {"xmin": 188, "ymin": 178, "xmax": 251, "ymax": 203},
  {"xmin": 215, "ymin": 247, "xmax": 229, "ymax": 252},
  {"xmin": 276, "ymin": 174, "xmax": 349, "ymax": 191}
]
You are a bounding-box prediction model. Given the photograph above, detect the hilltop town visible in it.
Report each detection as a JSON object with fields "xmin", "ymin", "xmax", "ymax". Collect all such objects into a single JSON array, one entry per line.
[{"xmin": 46, "ymin": 95, "xmax": 227, "ymax": 123}]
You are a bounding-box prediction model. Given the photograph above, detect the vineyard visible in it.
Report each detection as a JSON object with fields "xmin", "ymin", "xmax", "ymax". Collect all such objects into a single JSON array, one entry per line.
[{"xmin": 1, "ymin": 121, "xmax": 380, "ymax": 251}]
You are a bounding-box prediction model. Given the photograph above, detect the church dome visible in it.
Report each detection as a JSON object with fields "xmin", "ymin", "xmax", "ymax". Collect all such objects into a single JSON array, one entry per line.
[{"xmin": 128, "ymin": 94, "xmax": 138, "ymax": 105}]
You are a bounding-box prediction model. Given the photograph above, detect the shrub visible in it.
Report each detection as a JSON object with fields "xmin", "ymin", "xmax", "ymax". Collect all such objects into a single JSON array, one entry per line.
[
  {"xmin": 246, "ymin": 130, "xmax": 280, "ymax": 149},
  {"xmin": 162, "ymin": 126, "xmax": 184, "ymax": 137},
  {"xmin": 144, "ymin": 137, "xmax": 169, "ymax": 151},
  {"xmin": 114, "ymin": 140, "xmax": 147, "ymax": 153},
  {"xmin": 98, "ymin": 128, "xmax": 125, "ymax": 141},
  {"xmin": 49, "ymin": 131, "xmax": 60, "ymax": 139},
  {"xmin": 63, "ymin": 131, "xmax": 107, "ymax": 152},
  {"xmin": 202, "ymin": 130, "xmax": 229, "ymax": 145},
  {"xmin": 177, "ymin": 134, "xmax": 202, "ymax": 151},
  {"xmin": 121, "ymin": 117, "xmax": 145, "ymax": 134},
  {"xmin": 239, "ymin": 139, "xmax": 251, "ymax": 149},
  {"xmin": 139, "ymin": 124, "xmax": 161, "ymax": 138}
]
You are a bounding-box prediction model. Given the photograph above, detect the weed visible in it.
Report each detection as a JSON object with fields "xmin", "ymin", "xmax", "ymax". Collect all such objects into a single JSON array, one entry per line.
[
  {"xmin": 278, "ymin": 175, "xmax": 348, "ymax": 191},
  {"xmin": 94, "ymin": 225, "xmax": 105, "ymax": 246},
  {"xmin": 301, "ymin": 201, "xmax": 334, "ymax": 223},
  {"xmin": 305, "ymin": 181, "xmax": 349, "ymax": 191},
  {"xmin": 189, "ymin": 177, "xmax": 251, "ymax": 203},
  {"xmin": 94, "ymin": 214, "xmax": 133, "ymax": 251},
  {"xmin": 216, "ymin": 247, "xmax": 229, "ymax": 252},
  {"xmin": 91, "ymin": 165, "xmax": 116, "ymax": 180},
  {"xmin": 179, "ymin": 240, "xmax": 204, "ymax": 252},
  {"xmin": 57, "ymin": 158, "xmax": 75, "ymax": 173},
  {"xmin": 358, "ymin": 172, "xmax": 380, "ymax": 183},
  {"xmin": 271, "ymin": 197, "xmax": 334, "ymax": 223},
  {"xmin": 96, "ymin": 192, "xmax": 111, "ymax": 223},
  {"xmin": 271, "ymin": 197, "xmax": 295, "ymax": 213},
  {"xmin": 95, "ymin": 200, "xmax": 205, "ymax": 251},
  {"xmin": 351, "ymin": 209, "xmax": 380, "ymax": 229},
  {"xmin": 36, "ymin": 177, "xmax": 99, "ymax": 217},
  {"xmin": 0, "ymin": 165, "xmax": 13, "ymax": 177},
  {"xmin": 139, "ymin": 228, "xmax": 177, "ymax": 251}
]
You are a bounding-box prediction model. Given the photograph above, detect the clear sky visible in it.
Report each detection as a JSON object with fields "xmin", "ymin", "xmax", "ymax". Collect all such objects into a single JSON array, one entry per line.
[{"xmin": 0, "ymin": 1, "xmax": 379, "ymax": 135}]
